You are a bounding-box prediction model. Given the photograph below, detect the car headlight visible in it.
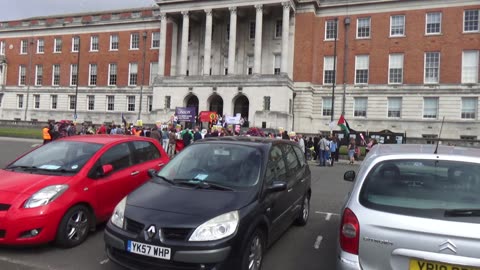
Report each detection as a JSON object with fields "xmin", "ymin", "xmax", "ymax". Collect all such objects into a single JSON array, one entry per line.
[
  {"xmin": 24, "ymin": 185, "xmax": 68, "ymax": 208},
  {"xmin": 189, "ymin": 211, "xmax": 239, "ymax": 242},
  {"xmin": 111, "ymin": 197, "xmax": 127, "ymax": 229}
]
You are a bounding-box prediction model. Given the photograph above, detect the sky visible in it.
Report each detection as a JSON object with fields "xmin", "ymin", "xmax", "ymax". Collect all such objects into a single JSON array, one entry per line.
[{"xmin": 1, "ymin": 0, "xmax": 157, "ymax": 21}]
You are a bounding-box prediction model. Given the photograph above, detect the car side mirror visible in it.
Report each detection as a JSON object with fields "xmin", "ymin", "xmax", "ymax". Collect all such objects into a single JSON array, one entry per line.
[
  {"xmin": 148, "ymin": 169, "xmax": 157, "ymax": 178},
  {"xmin": 344, "ymin": 170, "xmax": 356, "ymax": 182},
  {"xmin": 101, "ymin": 164, "xmax": 114, "ymax": 176},
  {"xmin": 267, "ymin": 180, "xmax": 287, "ymax": 193}
]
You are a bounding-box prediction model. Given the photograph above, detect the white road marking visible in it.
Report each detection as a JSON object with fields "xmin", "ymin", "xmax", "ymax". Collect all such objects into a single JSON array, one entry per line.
[
  {"xmin": 0, "ymin": 255, "xmax": 55, "ymax": 269},
  {"xmin": 314, "ymin": 235, "xmax": 323, "ymax": 249},
  {"xmin": 325, "ymin": 213, "xmax": 332, "ymax": 221},
  {"xmin": 315, "ymin": 211, "xmax": 340, "ymax": 216},
  {"xmin": 100, "ymin": 258, "xmax": 110, "ymax": 265}
]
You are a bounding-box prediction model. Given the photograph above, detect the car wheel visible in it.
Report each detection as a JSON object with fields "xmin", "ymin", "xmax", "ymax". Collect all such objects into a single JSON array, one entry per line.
[
  {"xmin": 241, "ymin": 229, "xmax": 266, "ymax": 270},
  {"xmin": 55, "ymin": 205, "xmax": 91, "ymax": 248},
  {"xmin": 295, "ymin": 195, "xmax": 310, "ymax": 226}
]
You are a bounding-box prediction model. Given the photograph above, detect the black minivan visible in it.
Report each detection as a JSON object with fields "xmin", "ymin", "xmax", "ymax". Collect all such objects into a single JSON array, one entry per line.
[{"xmin": 104, "ymin": 137, "xmax": 311, "ymax": 270}]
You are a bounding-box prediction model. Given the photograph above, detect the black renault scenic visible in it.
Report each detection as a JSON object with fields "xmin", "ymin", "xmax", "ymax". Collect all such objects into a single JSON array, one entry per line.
[{"xmin": 104, "ymin": 137, "xmax": 311, "ymax": 270}]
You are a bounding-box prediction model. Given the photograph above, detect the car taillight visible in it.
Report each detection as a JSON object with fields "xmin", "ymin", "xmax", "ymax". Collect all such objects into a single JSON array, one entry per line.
[{"xmin": 340, "ymin": 208, "xmax": 359, "ymax": 255}]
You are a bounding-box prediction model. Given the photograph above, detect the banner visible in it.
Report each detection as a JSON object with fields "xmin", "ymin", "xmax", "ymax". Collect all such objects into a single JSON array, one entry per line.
[
  {"xmin": 199, "ymin": 111, "xmax": 217, "ymax": 122},
  {"xmin": 175, "ymin": 107, "xmax": 196, "ymax": 123},
  {"xmin": 225, "ymin": 113, "xmax": 241, "ymax": 124}
]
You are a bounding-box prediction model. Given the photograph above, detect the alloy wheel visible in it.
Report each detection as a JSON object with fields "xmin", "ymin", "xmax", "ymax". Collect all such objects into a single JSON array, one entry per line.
[
  {"xmin": 66, "ymin": 210, "xmax": 89, "ymax": 241},
  {"xmin": 302, "ymin": 197, "xmax": 310, "ymax": 221},
  {"xmin": 248, "ymin": 235, "xmax": 263, "ymax": 270}
]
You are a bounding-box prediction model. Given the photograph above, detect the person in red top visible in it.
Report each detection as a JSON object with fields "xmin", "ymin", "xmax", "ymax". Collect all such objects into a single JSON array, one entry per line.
[{"xmin": 97, "ymin": 124, "xmax": 107, "ymax": 134}]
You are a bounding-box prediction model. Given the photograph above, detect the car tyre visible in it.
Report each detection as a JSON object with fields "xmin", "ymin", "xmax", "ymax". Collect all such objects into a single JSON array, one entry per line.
[
  {"xmin": 241, "ymin": 229, "xmax": 266, "ymax": 270},
  {"xmin": 295, "ymin": 194, "xmax": 310, "ymax": 226},
  {"xmin": 55, "ymin": 205, "xmax": 91, "ymax": 248}
]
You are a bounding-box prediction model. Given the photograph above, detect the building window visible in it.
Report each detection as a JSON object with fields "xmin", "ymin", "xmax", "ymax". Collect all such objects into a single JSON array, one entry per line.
[
  {"xmin": 0, "ymin": 93, "xmax": 3, "ymax": 107},
  {"xmin": 88, "ymin": 64, "xmax": 97, "ymax": 86},
  {"xmin": 387, "ymin": 97, "xmax": 402, "ymax": 118},
  {"xmin": 273, "ymin": 54, "xmax": 281, "ymax": 75},
  {"xmin": 54, "ymin": 38, "xmax": 62, "ymax": 53},
  {"xmin": 17, "ymin": 94, "xmax": 24, "ymax": 109},
  {"xmin": 462, "ymin": 50, "xmax": 479, "ymax": 83},
  {"xmin": 222, "ymin": 57, "xmax": 228, "ymax": 75},
  {"xmin": 35, "ymin": 65, "xmax": 43, "ymax": 86},
  {"xmin": 130, "ymin": 33, "xmax": 139, "ymax": 49},
  {"xmin": 226, "ymin": 23, "xmax": 230, "ymax": 41},
  {"xmin": 263, "ymin": 96, "xmax": 271, "ymax": 111},
  {"xmin": 388, "ymin": 54, "xmax": 404, "ymax": 84},
  {"xmin": 460, "ymin": 135, "xmax": 477, "ymax": 140},
  {"xmin": 355, "ymin": 55, "xmax": 369, "ymax": 84},
  {"xmin": 249, "ymin": 22, "xmax": 256, "ymax": 39},
  {"xmin": 322, "ymin": 97, "xmax": 332, "ymax": 116},
  {"xmin": 275, "ymin": 20, "xmax": 282, "ymax": 38},
  {"xmin": 147, "ymin": 96, "xmax": 153, "ymax": 112},
  {"xmin": 354, "ymin": 97, "xmax": 367, "ymax": 117},
  {"xmin": 110, "ymin": 34, "xmax": 119, "ymax": 50},
  {"xmin": 325, "ymin": 19, "xmax": 338, "ymax": 40},
  {"xmin": 165, "ymin": 96, "xmax": 171, "ymax": 109},
  {"xmin": 87, "ymin": 95, "xmax": 95, "ymax": 111},
  {"xmin": 289, "ymin": 99, "xmax": 293, "ymax": 114},
  {"xmin": 69, "ymin": 95, "xmax": 76, "ymax": 110},
  {"xmin": 51, "ymin": 95, "xmax": 57, "ymax": 109},
  {"xmin": 464, "ymin": 10, "xmax": 479, "ymax": 32},
  {"xmin": 52, "ymin": 64, "xmax": 60, "ymax": 86},
  {"xmin": 323, "ymin": 56, "xmax": 336, "ymax": 84},
  {"xmin": 106, "ymin": 95, "xmax": 115, "ymax": 111},
  {"xmin": 423, "ymin": 97, "xmax": 439, "ymax": 119},
  {"xmin": 424, "ymin": 52, "xmax": 440, "ymax": 84},
  {"xmin": 247, "ymin": 55, "xmax": 254, "ymax": 75},
  {"xmin": 150, "ymin": 62, "xmax": 158, "ymax": 85},
  {"xmin": 422, "ymin": 134, "xmax": 438, "ymax": 145},
  {"xmin": 36, "ymin": 39, "xmax": 44, "ymax": 53},
  {"xmin": 390, "ymin": 15, "xmax": 405, "ymax": 37},
  {"xmin": 461, "ymin": 97, "xmax": 477, "ymax": 119},
  {"xmin": 108, "ymin": 63, "xmax": 117, "ymax": 86},
  {"xmin": 90, "ymin": 35, "xmax": 99, "ymax": 51},
  {"xmin": 426, "ymin": 12, "xmax": 442, "ymax": 34},
  {"xmin": 70, "ymin": 64, "xmax": 78, "ymax": 86},
  {"xmin": 127, "ymin": 96, "xmax": 135, "ymax": 111},
  {"xmin": 18, "ymin": 65, "xmax": 26, "ymax": 86},
  {"xmin": 357, "ymin": 17, "xmax": 371, "ymax": 38},
  {"xmin": 129, "ymin": 63, "xmax": 138, "ymax": 86},
  {"xmin": 72, "ymin": 36, "xmax": 80, "ymax": 52},
  {"xmin": 152, "ymin": 32, "xmax": 160, "ymax": 48},
  {"xmin": 21, "ymin": 40, "xmax": 28, "ymax": 54},
  {"xmin": 33, "ymin": 94, "xmax": 40, "ymax": 109},
  {"xmin": 0, "ymin": 41, "xmax": 5, "ymax": 55}
]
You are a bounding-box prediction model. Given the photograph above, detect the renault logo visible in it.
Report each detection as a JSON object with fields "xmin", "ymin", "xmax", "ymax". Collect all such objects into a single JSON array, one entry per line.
[
  {"xmin": 145, "ymin": 225, "xmax": 156, "ymax": 240},
  {"xmin": 439, "ymin": 239, "xmax": 457, "ymax": 254}
]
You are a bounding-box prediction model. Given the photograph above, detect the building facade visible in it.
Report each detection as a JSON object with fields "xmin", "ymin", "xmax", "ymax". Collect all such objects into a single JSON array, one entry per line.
[{"xmin": 0, "ymin": 0, "xmax": 479, "ymax": 139}]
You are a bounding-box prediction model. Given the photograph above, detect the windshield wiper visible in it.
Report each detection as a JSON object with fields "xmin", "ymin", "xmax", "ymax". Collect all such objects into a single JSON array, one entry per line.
[
  {"xmin": 7, "ymin": 165, "xmax": 73, "ymax": 173},
  {"xmin": 444, "ymin": 209, "xmax": 480, "ymax": 217},
  {"xmin": 174, "ymin": 179, "xmax": 234, "ymax": 191},
  {"xmin": 7, "ymin": 165, "xmax": 39, "ymax": 171},
  {"xmin": 154, "ymin": 175, "xmax": 176, "ymax": 185}
]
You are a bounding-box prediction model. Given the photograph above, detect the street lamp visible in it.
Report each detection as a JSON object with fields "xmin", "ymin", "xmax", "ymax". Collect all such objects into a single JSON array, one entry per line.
[
  {"xmin": 24, "ymin": 38, "xmax": 34, "ymax": 121},
  {"xmin": 137, "ymin": 31, "xmax": 147, "ymax": 121},
  {"xmin": 330, "ymin": 18, "xmax": 338, "ymax": 123},
  {"xmin": 74, "ymin": 36, "xmax": 81, "ymax": 122}
]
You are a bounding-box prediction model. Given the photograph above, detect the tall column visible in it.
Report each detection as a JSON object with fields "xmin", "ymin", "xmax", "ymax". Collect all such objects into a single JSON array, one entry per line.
[
  {"xmin": 228, "ymin": 7, "xmax": 237, "ymax": 75},
  {"xmin": 203, "ymin": 9, "xmax": 213, "ymax": 76},
  {"xmin": 180, "ymin": 11, "xmax": 189, "ymax": 76},
  {"xmin": 254, "ymin": 4, "xmax": 263, "ymax": 74},
  {"xmin": 158, "ymin": 13, "xmax": 167, "ymax": 76},
  {"xmin": 281, "ymin": 2, "xmax": 290, "ymax": 74}
]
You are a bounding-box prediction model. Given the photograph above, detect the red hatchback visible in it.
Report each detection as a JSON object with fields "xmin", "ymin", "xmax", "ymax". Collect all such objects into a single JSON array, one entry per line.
[{"xmin": 0, "ymin": 135, "xmax": 169, "ymax": 247}]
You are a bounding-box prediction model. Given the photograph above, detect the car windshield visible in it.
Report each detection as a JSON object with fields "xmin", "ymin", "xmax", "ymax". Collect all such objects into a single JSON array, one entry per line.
[
  {"xmin": 359, "ymin": 159, "xmax": 480, "ymax": 220},
  {"xmin": 7, "ymin": 141, "xmax": 103, "ymax": 174},
  {"xmin": 157, "ymin": 143, "xmax": 263, "ymax": 189}
]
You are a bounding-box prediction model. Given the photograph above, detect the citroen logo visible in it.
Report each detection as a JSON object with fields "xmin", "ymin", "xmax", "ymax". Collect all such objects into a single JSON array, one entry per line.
[
  {"xmin": 439, "ymin": 239, "xmax": 457, "ymax": 254},
  {"xmin": 145, "ymin": 225, "xmax": 156, "ymax": 240}
]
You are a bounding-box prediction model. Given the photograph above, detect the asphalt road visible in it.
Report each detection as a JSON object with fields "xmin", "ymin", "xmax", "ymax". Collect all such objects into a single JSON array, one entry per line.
[{"xmin": 0, "ymin": 137, "xmax": 358, "ymax": 270}]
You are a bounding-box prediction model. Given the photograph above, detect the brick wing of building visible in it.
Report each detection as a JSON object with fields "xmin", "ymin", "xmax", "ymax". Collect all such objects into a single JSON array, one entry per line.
[{"xmin": 0, "ymin": 0, "xmax": 478, "ymax": 140}]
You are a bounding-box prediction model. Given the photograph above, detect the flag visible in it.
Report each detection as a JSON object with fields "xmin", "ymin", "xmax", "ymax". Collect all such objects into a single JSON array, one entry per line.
[
  {"xmin": 121, "ymin": 113, "xmax": 127, "ymax": 127},
  {"xmin": 337, "ymin": 114, "xmax": 350, "ymax": 135}
]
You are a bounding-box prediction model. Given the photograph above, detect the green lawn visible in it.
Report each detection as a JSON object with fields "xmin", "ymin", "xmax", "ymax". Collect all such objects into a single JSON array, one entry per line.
[{"xmin": 0, "ymin": 127, "xmax": 42, "ymax": 139}]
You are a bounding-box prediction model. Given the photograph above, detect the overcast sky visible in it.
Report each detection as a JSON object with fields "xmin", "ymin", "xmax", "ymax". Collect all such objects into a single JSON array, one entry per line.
[{"xmin": 1, "ymin": 0, "xmax": 157, "ymax": 21}]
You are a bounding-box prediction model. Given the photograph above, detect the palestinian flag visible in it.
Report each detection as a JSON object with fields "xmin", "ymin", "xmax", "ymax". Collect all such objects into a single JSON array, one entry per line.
[{"xmin": 337, "ymin": 114, "xmax": 350, "ymax": 135}]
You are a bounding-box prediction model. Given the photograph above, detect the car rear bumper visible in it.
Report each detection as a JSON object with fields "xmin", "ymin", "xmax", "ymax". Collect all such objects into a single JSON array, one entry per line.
[
  {"xmin": 337, "ymin": 250, "xmax": 361, "ymax": 270},
  {"xmin": 105, "ymin": 224, "xmax": 232, "ymax": 270}
]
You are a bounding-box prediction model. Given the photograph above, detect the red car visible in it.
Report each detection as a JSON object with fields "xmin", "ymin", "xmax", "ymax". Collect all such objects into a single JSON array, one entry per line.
[{"xmin": 0, "ymin": 135, "xmax": 169, "ymax": 247}]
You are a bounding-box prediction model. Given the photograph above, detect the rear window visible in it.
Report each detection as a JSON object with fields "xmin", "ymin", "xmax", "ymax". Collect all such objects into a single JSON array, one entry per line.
[{"xmin": 359, "ymin": 159, "xmax": 480, "ymax": 219}]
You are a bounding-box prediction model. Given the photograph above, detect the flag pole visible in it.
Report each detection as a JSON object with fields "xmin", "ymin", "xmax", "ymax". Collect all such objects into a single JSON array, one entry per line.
[{"xmin": 330, "ymin": 17, "xmax": 338, "ymax": 124}]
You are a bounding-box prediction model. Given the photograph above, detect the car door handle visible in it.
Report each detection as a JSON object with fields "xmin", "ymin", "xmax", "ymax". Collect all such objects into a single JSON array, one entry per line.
[
  {"xmin": 131, "ymin": 171, "xmax": 140, "ymax": 176},
  {"xmin": 158, "ymin": 163, "xmax": 165, "ymax": 167},
  {"xmin": 301, "ymin": 179, "xmax": 305, "ymax": 183},
  {"xmin": 288, "ymin": 188, "xmax": 293, "ymax": 193}
]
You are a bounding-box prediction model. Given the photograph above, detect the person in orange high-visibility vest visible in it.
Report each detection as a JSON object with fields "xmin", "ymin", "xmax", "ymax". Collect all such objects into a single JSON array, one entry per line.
[{"xmin": 42, "ymin": 125, "xmax": 51, "ymax": 144}]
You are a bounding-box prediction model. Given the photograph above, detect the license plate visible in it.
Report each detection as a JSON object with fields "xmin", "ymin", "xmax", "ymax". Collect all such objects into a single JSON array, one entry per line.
[
  {"xmin": 127, "ymin": 240, "xmax": 171, "ymax": 260},
  {"xmin": 410, "ymin": 259, "xmax": 480, "ymax": 270}
]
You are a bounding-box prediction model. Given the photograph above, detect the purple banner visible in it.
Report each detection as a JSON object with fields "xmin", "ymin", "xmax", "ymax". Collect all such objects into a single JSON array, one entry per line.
[{"xmin": 175, "ymin": 107, "xmax": 196, "ymax": 123}]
